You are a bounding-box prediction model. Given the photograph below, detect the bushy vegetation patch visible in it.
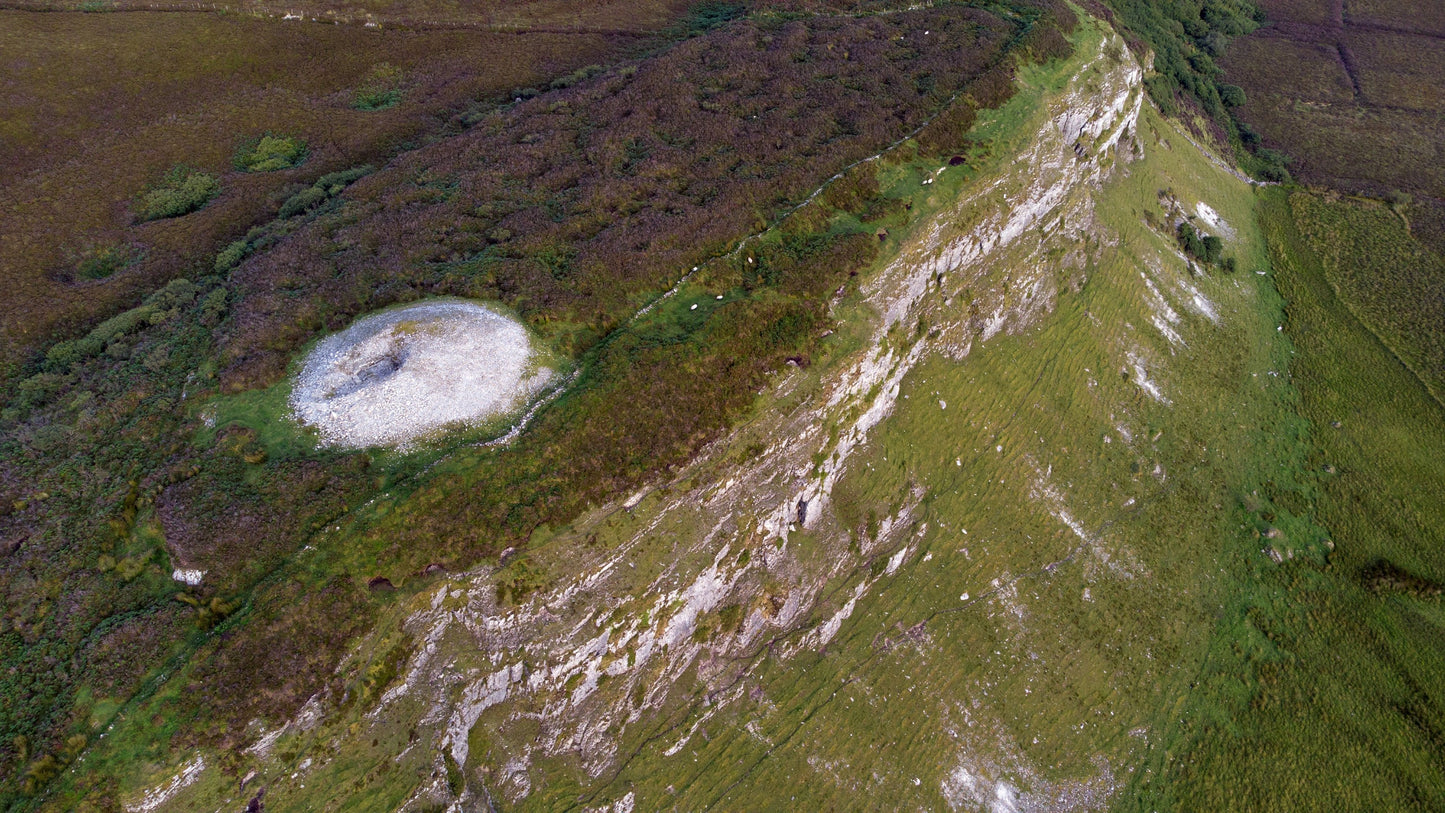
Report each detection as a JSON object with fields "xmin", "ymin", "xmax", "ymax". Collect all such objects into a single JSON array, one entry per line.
[
  {"xmin": 1100, "ymin": 0, "xmax": 1294, "ymax": 180},
  {"xmin": 1176, "ymin": 221, "xmax": 1227, "ymax": 266},
  {"xmin": 352, "ymin": 63, "xmax": 405, "ymax": 111},
  {"xmin": 135, "ymin": 165, "xmax": 220, "ymax": 222},
  {"xmin": 670, "ymin": 0, "xmax": 744, "ymax": 37},
  {"xmin": 233, "ymin": 133, "xmax": 308, "ymax": 172},
  {"xmin": 1103, "ymin": 0, "xmax": 1261, "ymax": 118},
  {"xmin": 73, "ymin": 243, "xmax": 143, "ymax": 281},
  {"xmin": 36, "ymin": 277, "xmax": 201, "ymax": 377},
  {"xmin": 215, "ymin": 165, "xmax": 373, "ymax": 273}
]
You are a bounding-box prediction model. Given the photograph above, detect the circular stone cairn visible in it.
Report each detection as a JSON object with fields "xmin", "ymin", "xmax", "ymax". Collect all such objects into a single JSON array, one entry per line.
[{"xmin": 291, "ymin": 300, "xmax": 552, "ymax": 448}]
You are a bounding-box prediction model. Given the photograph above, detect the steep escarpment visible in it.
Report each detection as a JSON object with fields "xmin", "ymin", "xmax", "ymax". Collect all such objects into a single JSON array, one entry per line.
[
  {"xmin": 114, "ymin": 18, "xmax": 1304, "ymax": 810},
  {"xmin": 0, "ymin": 6, "xmax": 1079, "ymax": 806},
  {"xmin": 7, "ymin": 1, "xmax": 1445, "ymax": 809}
]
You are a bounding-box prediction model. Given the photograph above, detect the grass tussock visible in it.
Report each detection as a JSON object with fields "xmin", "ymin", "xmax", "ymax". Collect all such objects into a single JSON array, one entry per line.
[{"xmin": 73, "ymin": 243, "xmax": 143, "ymax": 281}]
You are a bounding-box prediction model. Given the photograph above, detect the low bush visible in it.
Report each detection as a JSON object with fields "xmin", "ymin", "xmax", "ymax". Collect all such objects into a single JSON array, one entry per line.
[
  {"xmin": 315, "ymin": 165, "xmax": 374, "ymax": 193},
  {"xmin": 74, "ymin": 243, "xmax": 142, "ymax": 280},
  {"xmin": 278, "ymin": 186, "xmax": 327, "ymax": 219},
  {"xmin": 217, "ymin": 165, "xmax": 374, "ymax": 272},
  {"xmin": 214, "ymin": 239, "xmax": 249, "ymax": 273},
  {"xmin": 234, "ymin": 134, "xmax": 308, "ymax": 173},
  {"xmin": 136, "ymin": 165, "xmax": 219, "ymax": 222},
  {"xmin": 1178, "ymin": 221, "xmax": 1224, "ymax": 265},
  {"xmin": 670, "ymin": 0, "xmax": 745, "ymax": 38},
  {"xmin": 352, "ymin": 63, "xmax": 405, "ymax": 111}
]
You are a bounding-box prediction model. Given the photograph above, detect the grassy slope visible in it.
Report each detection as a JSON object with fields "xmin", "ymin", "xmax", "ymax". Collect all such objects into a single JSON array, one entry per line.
[
  {"xmin": 448, "ymin": 25, "xmax": 1286, "ymax": 810},
  {"xmin": 1132, "ymin": 189, "xmax": 1445, "ymax": 811},
  {"xmin": 659, "ymin": 103, "xmax": 1290, "ymax": 810},
  {"xmin": 533, "ymin": 43, "xmax": 1444, "ymax": 813}
]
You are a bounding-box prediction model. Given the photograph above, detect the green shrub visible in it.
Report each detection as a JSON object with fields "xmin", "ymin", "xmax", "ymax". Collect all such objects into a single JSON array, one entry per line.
[
  {"xmin": 717, "ymin": 603, "xmax": 743, "ymax": 634},
  {"xmin": 89, "ymin": 305, "xmax": 155, "ymax": 346},
  {"xmin": 1178, "ymin": 222, "xmax": 1226, "ymax": 265},
  {"xmin": 548, "ymin": 64, "xmax": 605, "ymax": 91},
  {"xmin": 44, "ymin": 338, "xmax": 100, "ymax": 370},
  {"xmin": 216, "ymin": 164, "xmax": 371, "ymax": 271},
  {"xmin": 151, "ymin": 278, "xmax": 199, "ymax": 310},
  {"xmin": 1253, "ymin": 148, "xmax": 1292, "ymax": 183},
  {"xmin": 1201, "ymin": 234, "xmax": 1224, "ymax": 263},
  {"xmin": 137, "ymin": 165, "xmax": 219, "ymax": 221},
  {"xmin": 234, "ymin": 134, "xmax": 308, "ymax": 172},
  {"xmin": 214, "ymin": 239, "xmax": 249, "ymax": 272},
  {"xmin": 23, "ymin": 753, "xmax": 59, "ymax": 793},
  {"xmin": 1385, "ymin": 190, "xmax": 1413, "ymax": 209},
  {"xmin": 1178, "ymin": 221, "xmax": 1205, "ymax": 260},
  {"xmin": 279, "ymin": 186, "xmax": 327, "ymax": 219},
  {"xmin": 315, "ymin": 165, "xmax": 374, "ymax": 193},
  {"xmin": 200, "ymin": 287, "xmax": 230, "ymax": 325},
  {"xmin": 674, "ymin": 1, "xmax": 745, "ymax": 37},
  {"xmin": 353, "ymin": 64, "xmax": 405, "ymax": 111},
  {"xmin": 75, "ymin": 243, "xmax": 142, "ymax": 280}
]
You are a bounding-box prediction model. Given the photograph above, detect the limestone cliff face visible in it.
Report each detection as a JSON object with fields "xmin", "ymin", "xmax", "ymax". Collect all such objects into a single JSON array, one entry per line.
[
  {"xmin": 338, "ymin": 26, "xmax": 1153, "ymax": 812},
  {"xmin": 137, "ymin": 19, "xmax": 1257, "ymax": 811}
]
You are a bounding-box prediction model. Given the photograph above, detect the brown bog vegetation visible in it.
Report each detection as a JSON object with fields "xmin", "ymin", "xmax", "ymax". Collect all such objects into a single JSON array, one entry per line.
[
  {"xmin": 1222, "ymin": 0, "xmax": 1445, "ymax": 248},
  {"xmin": 0, "ymin": 9, "xmax": 647, "ymax": 371},
  {"xmin": 219, "ymin": 5, "xmax": 1031, "ymax": 390},
  {"xmin": 3, "ymin": 0, "xmax": 690, "ymax": 32}
]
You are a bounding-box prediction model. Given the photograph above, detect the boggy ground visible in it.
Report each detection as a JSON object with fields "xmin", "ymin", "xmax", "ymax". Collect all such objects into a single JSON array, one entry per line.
[
  {"xmin": 0, "ymin": 6, "xmax": 668, "ymax": 371},
  {"xmin": 1221, "ymin": 0, "xmax": 1445, "ymax": 249}
]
